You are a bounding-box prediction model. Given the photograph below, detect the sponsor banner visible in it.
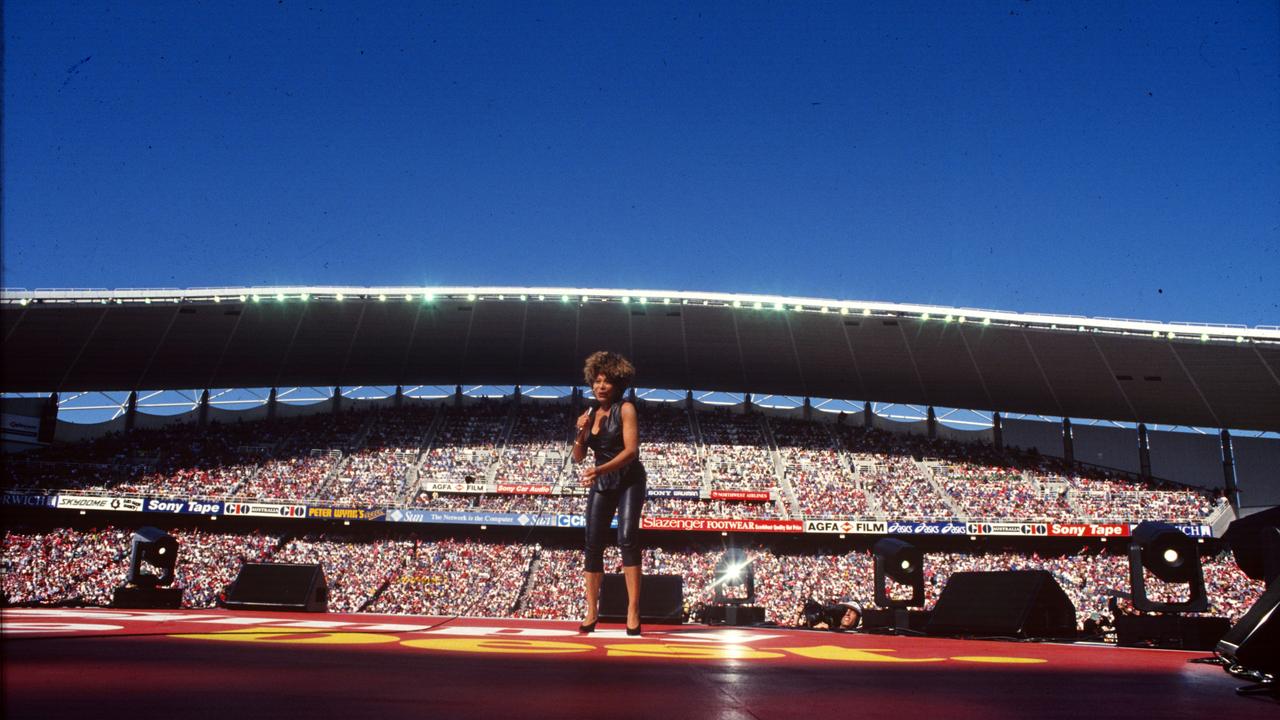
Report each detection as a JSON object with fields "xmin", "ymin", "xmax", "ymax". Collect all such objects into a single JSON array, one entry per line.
[
  {"xmin": 1, "ymin": 413, "xmax": 42, "ymax": 442},
  {"xmin": 1048, "ymin": 522, "xmax": 1128, "ymax": 538},
  {"xmin": 1133, "ymin": 523, "xmax": 1213, "ymax": 538},
  {"xmin": 885, "ymin": 521, "xmax": 969, "ymax": 536},
  {"xmin": 494, "ymin": 483, "xmax": 553, "ymax": 495},
  {"xmin": 383, "ymin": 509, "xmax": 563, "ymax": 527},
  {"xmin": 56, "ymin": 495, "xmax": 144, "ymax": 513},
  {"xmin": 710, "ymin": 490, "xmax": 771, "ymax": 502},
  {"xmin": 556, "ymin": 514, "xmax": 586, "ymax": 528},
  {"xmin": 640, "ymin": 517, "xmax": 804, "ymax": 533},
  {"xmin": 803, "ymin": 519, "xmax": 888, "ymax": 535},
  {"xmin": 2, "ymin": 492, "xmax": 57, "ymax": 508},
  {"xmin": 223, "ymin": 502, "xmax": 307, "ymax": 518},
  {"xmin": 141, "ymin": 498, "xmax": 223, "ymax": 515},
  {"xmin": 421, "ymin": 481, "xmax": 480, "ymax": 494},
  {"xmin": 307, "ymin": 506, "xmax": 385, "ymax": 521},
  {"xmin": 647, "ymin": 488, "xmax": 702, "ymax": 499},
  {"xmin": 966, "ymin": 522, "xmax": 1049, "ymax": 537}
]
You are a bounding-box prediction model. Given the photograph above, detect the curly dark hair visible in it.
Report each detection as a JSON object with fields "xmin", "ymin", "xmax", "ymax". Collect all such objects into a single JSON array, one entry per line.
[{"xmin": 583, "ymin": 351, "xmax": 636, "ymax": 393}]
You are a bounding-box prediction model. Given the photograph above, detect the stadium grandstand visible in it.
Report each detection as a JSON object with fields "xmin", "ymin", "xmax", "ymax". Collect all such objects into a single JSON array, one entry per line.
[{"xmin": 3, "ymin": 286, "xmax": 1279, "ymax": 714}]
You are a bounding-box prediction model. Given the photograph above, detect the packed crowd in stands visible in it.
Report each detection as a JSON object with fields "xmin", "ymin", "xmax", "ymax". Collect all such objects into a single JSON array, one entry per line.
[
  {"xmin": 640, "ymin": 404, "xmax": 704, "ymax": 489},
  {"xmin": 495, "ymin": 403, "xmax": 572, "ymax": 486},
  {"xmin": 698, "ymin": 412, "xmax": 779, "ymax": 491},
  {"xmin": 771, "ymin": 417, "xmax": 870, "ymax": 518},
  {"xmin": 4, "ymin": 400, "xmax": 1225, "ymax": 525},
  {"xmin": 418, "ymin": 403, "xmax": 508, "ymax": 484},
  {"xmin": 234, "ymin": 413, "xmax": 367, "ymax": 500},
  {"xmin": 273, "ymin": 533, "xmax": 413, "ymax": 612},
  {"xmin": 643, "ymin": 497, "xmax": 786, "ymax": 519},
  {"xmin": 326, "ymin": 406, "xmax": 437, "ymax": 506},
  {"xmin": 368, "ymin": 538, "xmax": 534, "ymax": 617},
  {"xmin": 2, "ymin": 526, "xmax": 1266, "ymax": 631}
]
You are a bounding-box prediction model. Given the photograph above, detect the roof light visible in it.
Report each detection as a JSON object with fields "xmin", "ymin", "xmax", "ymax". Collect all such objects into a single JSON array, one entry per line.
[
  {"xmin": 425, "ymin": 293, "xmax": 434, "ymax": 302},
  {"xmin": 213, "ymin": 295, "xmax": 222, "ymax": 303},
  {"xmin": 754, "ymin": 301, "xmax": 763, "ymax": 310},
  {"xmin": 863, "ymin": 308, "xmax": 871, "ymax": 317},
  {"xmin": 1166, "ymin": 331, "xmax": 1176, "ymax": 340},
  {"xmin": 336, "ymin": 293, "xmax": 345, "ymax": 302},
  {"xmin": 622, "ymin": 296, "xmax": 631, "ymax": 304},
  {"xmin": 773, "ymin": 302, "xmax": 784, "ymax": 311},
  {"xmin": 20, "ymin": 298, "xmax": 30, "ymax": 306},
  {"xmin": 582, "ymin": 295, "xmax": 590, "ymax": 303},
  {"xmin": 239, "ymin": 294, "xmax": 248, "ymax": 302},
  {"xmin": 404, "ymin": 293, "xmax": 413, "ymax": 301},
  {"xmin": 1236, "ymin": 336, "xmax": 1245, "ymax": 343},
  {"xmin": 840, "ymin": 307, "xmax": 849, "ymax": 315},
  {"xmin": 300, "ymin": 293, "xmax": 310, "ymax": 302},
  {"xmin": 520, "ymin": 294, "xmax": 528, "ymax": 301},
  {"xmin": 561, "ymin": 294, "xmax": 570, "ymax": 303},
  {"xmin": 944, "ymin": 314, "xmax": 954, "ymax": 323},
  {"xmin": 144, "ymin": 297, "xmax": 153, "ymax": 304},
  {"xmin": 820, "ymin": 306, "xmax": 829, "ymax": 313},
  {"xmin": 497, "ymin": 294, "xmax": 505, "ymax": 300},
  {"xmin": 983, "ymin": 317, "xmax": 991, "ymax": 325},
  {"xmin": 537, "ymin": 294, "xmax": 545, "ymax": 301},
  {"xmin": 251, "ymin": 295, "xmax": 261, "ymax": 303},
  {"xmin": 1078, "ymin": 325, "xmax": 1086, "ymax": 332},
  {"xmin": 1152, "ymin": 330, "xmax": 1161, "ymax": 338},
  {"xmin": 467, "ymin": 293, "xmax": 476, "ymax": 302},
  {"xmin": 733, "ymin": 300, "xmax": 742, "ymax": 308},
  {"xmin": 378, "ymin": 294, "xmax": 388, "ymax": 302},
  {"xmin": 639, "ymin": 297, "xmax": 647, "ymax": 304},
  {"xmin": 793, "ymin": 304, "xmax": 804, "ymax": 312},
  {"xmin": 958, "ymin": 316, "xmax": 967, "ymax": 324},
  {"xmin": 663, "ymin": 298, "xmax": 671, "ymax": 304},
  {"xmin": 1200, "ymin": 333, "xmax": 1209, "ymax": 342},
  {"xmin": 276, "ymin": 292, "xmax": 286, "ymax": 302},
  {"xmin": 920, "ymin": 312, "xmax": 930, "ymax": 321}
]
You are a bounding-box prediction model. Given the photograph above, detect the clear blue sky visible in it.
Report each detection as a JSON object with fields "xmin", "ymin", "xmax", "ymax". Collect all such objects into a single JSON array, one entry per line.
[{"xmin": 4, "ymin": 1, "xmax": 1278, "ymax": 326}]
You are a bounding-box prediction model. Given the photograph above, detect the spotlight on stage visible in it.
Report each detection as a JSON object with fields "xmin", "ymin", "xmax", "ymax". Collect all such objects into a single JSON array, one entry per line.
[
  {"xmin": 872, "ymin": 538, "xmax": 924, "ymax": 609},
  {"xmin": 713, "ymin": 548, "xmax": 755, "ymax": 605},
  {"xmin": 861, "ymin": 538, "xmax": 927, "ymax": 633},
  {"xmin": 112, "ymin": 527, "xmax": 184, "ymax": 608},
  {"xmin": 702, "ymin": 548, "xmax": 764, "ymax": 626},
  {"xmin": 1128, "ymin": 521, "xmax": 1207, "ymax": 613}
]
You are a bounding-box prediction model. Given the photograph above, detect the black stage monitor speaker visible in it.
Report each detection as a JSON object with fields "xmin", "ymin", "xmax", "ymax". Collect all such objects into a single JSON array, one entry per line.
[
  {"xmin": 1216, "ymin": 578, "xmax": 1280, "ymax": 676},
  {"xmin": 1114, "ymin": 615, "xmax": 1232, "ymax": 651},
  {"xmin": 599, "ymin": 573, "xmax": 683, "ymax": 623},
  {"xmin": 926, "ymin": 570, "xmax": 1077, "ymax": 639},
  {"xmin": 223, "ymin": 562, "xmax": 328, "ymax": 612}
]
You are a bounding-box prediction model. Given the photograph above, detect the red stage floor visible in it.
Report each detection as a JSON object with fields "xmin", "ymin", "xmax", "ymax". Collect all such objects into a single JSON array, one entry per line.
[{"xmin": 2, "ymin": 607, "xmax": 1274, "ymax": 719}]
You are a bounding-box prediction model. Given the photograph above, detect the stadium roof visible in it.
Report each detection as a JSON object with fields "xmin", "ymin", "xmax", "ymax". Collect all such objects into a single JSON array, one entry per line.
[{"xmin": 3, "ymin": 286, "xmax": 1279, "ymax": 432}]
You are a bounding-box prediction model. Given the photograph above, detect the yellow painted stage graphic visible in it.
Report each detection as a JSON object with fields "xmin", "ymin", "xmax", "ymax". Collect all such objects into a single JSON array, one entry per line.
[{"xmin": 167, "ymin": 627, "xmax": 1048, "ymax": 665}]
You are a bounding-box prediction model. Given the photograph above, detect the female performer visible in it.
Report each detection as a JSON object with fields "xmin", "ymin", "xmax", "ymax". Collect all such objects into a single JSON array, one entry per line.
[{"xmin": 572, "ymin": 351, "xmax": 646, "ymax": 635}]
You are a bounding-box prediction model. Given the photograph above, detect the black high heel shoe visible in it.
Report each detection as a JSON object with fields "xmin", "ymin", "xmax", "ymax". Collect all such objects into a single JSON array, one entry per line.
[
  {"xmin": 626, "ymin": 622, "xmax": 642, "ymax": 636},
  {"xmin": 578, "ymin": 619, "xmax": 598, "ymax": 634}
]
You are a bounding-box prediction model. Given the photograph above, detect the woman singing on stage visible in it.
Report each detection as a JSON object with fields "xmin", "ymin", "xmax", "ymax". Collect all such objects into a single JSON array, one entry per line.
[{"xmin": 572, "ymin": 351, "xmax": 646, "ymax": 636}]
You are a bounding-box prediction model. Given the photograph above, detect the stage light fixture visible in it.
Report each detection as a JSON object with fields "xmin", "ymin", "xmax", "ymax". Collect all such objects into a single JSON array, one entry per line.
[
  {"xmin": 872, "ymin": 538, "xmax": 924, "ymax": 609},
  {"xmin": 1128, "ymin": 521, "xmax": 1208, "ymax": 613},
  {"xmin": 112, "ymin": 527, "xmax": 183, "ymax": 609}
]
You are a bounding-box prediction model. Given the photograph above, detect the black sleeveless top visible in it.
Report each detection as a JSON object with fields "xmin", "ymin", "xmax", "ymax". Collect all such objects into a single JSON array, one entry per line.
[{"xmin": 586, "ymin": 402, "xmax": 646, "ymax": 491}]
